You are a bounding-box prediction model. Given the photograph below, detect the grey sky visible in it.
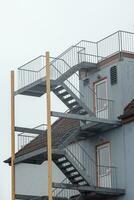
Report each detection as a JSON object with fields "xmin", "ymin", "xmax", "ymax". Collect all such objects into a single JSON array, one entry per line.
[{"xmin": 0, "ymin": 0, "xmax": 134, "ymax": 199}]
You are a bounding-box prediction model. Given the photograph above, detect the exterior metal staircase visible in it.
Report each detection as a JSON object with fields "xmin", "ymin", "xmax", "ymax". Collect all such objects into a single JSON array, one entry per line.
[
  {"xmin": 16, "ymin": 42, "xmax": 119, "ymax": 122},
  {"xmin": 52, "ymin": 143, "xmax": 124, "ymax": 200},
  {"xmin": 53, "ymin": 127, "xmax": 81, "ymax": 149},
  {"xmin": 13, "ymin": 31, "xmax": 132, "ymax": 200},
  {"xmin": 52, "ymin": 83, "xmax": 92, "ymax": 115},
  {"xmin": 52, "ymin": 178, "xmax": 79, "ymax": 200},
  {"xmin": 55, "ymin": 61, "xmax": 97, "ymax": 83},
  {"xmin": 53, "ymin": 149, "xmax": 89, "ymax": 186},
  {"xmin": 53, "ymin": 142, "xmax": 114, "ymax": 188},
  {"xmin": 17, "ymin": 45, "xmax": 98, "ymax": 116}
]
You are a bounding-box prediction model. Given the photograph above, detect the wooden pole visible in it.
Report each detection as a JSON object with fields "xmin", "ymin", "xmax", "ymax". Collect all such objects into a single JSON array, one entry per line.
[
  {"xmin": 46, "ymin": 52, "xmax": 52, "ymax": 200},
  {"xmin": 11, "ymin": 71, "xmax": 15, "ymax": 200}
]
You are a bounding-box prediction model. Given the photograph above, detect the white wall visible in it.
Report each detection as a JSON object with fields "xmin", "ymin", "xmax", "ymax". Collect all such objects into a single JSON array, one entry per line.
[
  {"xmin": 80, "ymin": 57, "xmax": 134, "ymax": 120},
  {"xmin": 15, "ymin": 161, "xmax": 65, "ymax": 197}
]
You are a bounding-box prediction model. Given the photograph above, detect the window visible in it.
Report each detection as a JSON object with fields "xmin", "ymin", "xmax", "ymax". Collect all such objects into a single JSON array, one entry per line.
[{"xmin": 110, "ymin": 66, "xmax": 117, "ymax": 85}]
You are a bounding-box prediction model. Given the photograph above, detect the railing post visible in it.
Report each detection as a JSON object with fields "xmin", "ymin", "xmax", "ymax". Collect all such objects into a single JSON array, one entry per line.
[
  {"xmin": 46, "ymin": 51, "xmax": 52, "ymax": 200},
  {"xmin": 118, "ymin": 31, "xmax": 120, "ymax": 52},
  {"xmin": 11, "ymin": 71, "xmax": 15, "ymax": 200},
  {"xmin": 97, "ymin": 42, "xmax": 99, "ymax": 62},
  {"xmin": 118, "ymin": 31, "xmax": 122, "ymax": 59}
]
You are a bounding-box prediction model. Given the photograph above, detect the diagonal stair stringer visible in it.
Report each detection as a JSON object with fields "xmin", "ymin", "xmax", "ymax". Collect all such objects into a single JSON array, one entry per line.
[
  {"xmin": 55, "ymin": 62, "xmax": 97, "ymax": 83},
  {"xmin": 53, "ymin": 149, "xmax": 95, "ymax": 187},
  {"xmin": 53, "ymin": 82, "xmax": 94, "ymax": 116}
]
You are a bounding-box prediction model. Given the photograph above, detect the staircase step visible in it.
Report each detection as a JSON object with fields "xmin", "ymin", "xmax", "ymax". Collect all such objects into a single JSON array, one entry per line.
[
  {"xmin": 70, "ymin": 175, "xmax": 83, "ymax": 180},
  {"xmin": 60, "ymin": 164, "xmax": 73, "ymax": 170},
  {"xmin": 70, "ymin": 105, "xmax": 88, "ymax": 115},
  {"xmin": 53, "ymin": 81, "xmax": 93, "ymax": 116},
  {"xmin": 58, "ymin": 91, "xmax": 69, "ymax": 98},
  {"xmin": 56, "ymin": 159, "xmax": 68, "ymax": 165},
  {"xmin": 72, "ymin": 179, "xmax": 85, "ymax": 184},
  {"xmin": 80, "ymin": 110, "xmax": 88, "ymax": 115},
  {"xmin": 64, "ymin": 168, "xmax": 77, "ymax": 174},
  {"xmin": 71, "ymin": 105, "xmax": 83, "ymax": 112},
  {"xmin": 53, "ymin": 86, "xmax": 64, "ymax": 93},
  {"xmin": 69, "ymin": 195, "xmax": 80, "ymax": 200},
  {"xmin": 69, "ymin": 176, "xmax": 83, "ymax": 182},
  {"xmin": 63, "ymin": 96, "xmax": 74, "ymax": 102},
  {"xmin": 52, "ymin": 154, "xmax": 64, "ymax": 160},
  {"xmin": 67, "ymin": 101, "xmax": 78, "ymax": 108},
  {"xmin": 68, "ymin": 174, "xmax": 80, "ymax": 179}
]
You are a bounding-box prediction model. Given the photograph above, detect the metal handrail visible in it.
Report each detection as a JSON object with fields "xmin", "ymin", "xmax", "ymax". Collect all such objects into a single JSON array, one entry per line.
[
  {"xmin": 51, "ymin": 63, "xmax": 84, "ymax": 98},
  {"xmin": 51, "ymin": 50, "xmax": 98, "ymax": 98},
  {"xmin": 50, "ymin": 53, "xmax": 97, "ymax": 98},
  {"xmin": 17, "ymin": 124, "xmax": 47, "ymax": 150},
  {"xmin": 18, "ymin": 30, "xmax": 134, "ymax": 71},
  {"xmin": 17, "ymin": 30, "xmax": 134, "ymax": 119},
  {"xmin": 18, "ymin": 55, "xmax": 44, "ymax": 70},
  {"xmin": 97, "ymin": 31, "xmax": 119, "ymax": 43},
  {"xmin": 64, "ymin": 141, "xmax": 117, "ymax": 188},
  {"xmin": 18, "ymin": 124, "xmax": 47, "ymax": 136},
  {"xmin": 77, "ymin": 142, "xmax": 95, "ymax": 163},
  {"xmin": 17, "ymin": 43, "xmax": 111, "ymax": 100},
  {"xmin": 52, "ymin": 177, "xmax": 79, "ymax": 199},
  {"xmin": 76, "ymin": 40, "xmax": 97, "ymax": 46},
  {"xmin": 52, "ymin": 178, "xmax": 68, "ymax": 196},
  {"xmin": 65, "ymin": 146, "xmax": 85, "ymax": 171},
  {"xmin": 37, "ymin": 46, "xmax": 85, "ymax": 73},
  {"xmin": 18, "ymin": 68, "xmax": 39, "ymax": 73},
  {"xmin": 96, "ymin": 97, "xmax": 114, "ymax": 102},
  {"xmin": 78, "ymin": 52, "xmax": 104, "ymax": 58}
]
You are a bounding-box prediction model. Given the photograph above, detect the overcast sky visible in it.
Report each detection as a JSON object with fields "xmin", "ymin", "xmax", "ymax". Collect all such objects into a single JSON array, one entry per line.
[{"xmin": 0, "ymin": 0, "xmax": 134, "ymax": 199}]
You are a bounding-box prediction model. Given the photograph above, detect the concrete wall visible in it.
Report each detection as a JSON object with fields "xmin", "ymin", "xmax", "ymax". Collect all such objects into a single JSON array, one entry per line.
[
  {"xmin": 15, "ymin": 161, "xmax": 65, "ymax": 197},
  {"xmin": 120, "ymin": 122, "xmax": 134, "ymax": 200},
  {"xmin": 80, "ymin": 57, "xmax": 134, "ymax": 119}
]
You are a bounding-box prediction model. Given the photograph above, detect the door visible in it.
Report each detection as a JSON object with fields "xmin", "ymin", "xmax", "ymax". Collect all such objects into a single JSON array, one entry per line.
[
  {"xmin": 97, "ymin": 143, "xmax": 111, "ymax": 188},
  {"xmin": 94, "ymin": 79, "xmax": 108, "ymax": 119}
]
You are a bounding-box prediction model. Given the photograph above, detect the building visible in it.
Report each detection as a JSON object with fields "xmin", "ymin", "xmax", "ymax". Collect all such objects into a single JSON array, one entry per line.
[{"xmin": 5, "ymin": 30, "xmax": 134, "ymax": 200}]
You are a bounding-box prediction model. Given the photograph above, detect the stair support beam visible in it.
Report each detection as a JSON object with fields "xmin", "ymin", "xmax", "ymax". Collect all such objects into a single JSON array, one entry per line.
[
  {"xmin": 15, "ymin": 126, "xmax": 45, "ymax": 134},
  {"xmin": 51, "ymin": 111, "xmax": 121, "ymax": 125},
  {"xmin": 62, "ymin": 83, "xmax": 93, "ymax": 116},
  {"xmin": 52, "ymin": 183, "xmax": 125, "ymax": 195}
]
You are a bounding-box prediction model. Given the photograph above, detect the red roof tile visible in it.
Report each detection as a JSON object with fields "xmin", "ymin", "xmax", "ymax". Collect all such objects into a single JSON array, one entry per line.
[
  {"xmin": 5, "ymin": 117, "xmax": 80, "ymax": 163},
  {"xmin": 119, "ymin": 99, "xmax": 134, "ymax": 123}
]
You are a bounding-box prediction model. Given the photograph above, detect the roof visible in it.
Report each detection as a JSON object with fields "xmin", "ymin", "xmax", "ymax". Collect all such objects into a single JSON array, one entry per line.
[
  {"xmin": 5, "ymin": 99, "xmax": 134, "ymax": 164},
  {"xmin": 119, "ymin": 99, "xmax": 134, "ymax": 123},
  {"xmin": 4, "ymin": 116, "xmax": 80, "ymax": 164}
]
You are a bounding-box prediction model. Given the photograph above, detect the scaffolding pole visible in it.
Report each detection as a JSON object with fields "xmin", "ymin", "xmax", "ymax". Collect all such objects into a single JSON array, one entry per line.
[
  {"xmin": 46, "ymin": 52, "xmax": 52, "ymax": 200},
  {"xmin": 11, "ymin": 71, "xmax": 15, "ymax": 200}
]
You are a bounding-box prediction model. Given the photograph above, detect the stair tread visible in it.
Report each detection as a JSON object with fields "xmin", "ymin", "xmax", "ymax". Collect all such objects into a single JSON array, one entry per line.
[
  {"xmin": 53, "ymin": 82, "xmax": 92, "ymax": 116},
  {"xmin": 55, "ymin": 159, "xmax": 68, "ymax": 165},
  {"xmin": 64, "ymin": 168, "xmax": 77, "ymax": 174},
  {"xmin": 72, "ymin": 179, "xmax": 85, "ymax": 184},
  {"xmin": 68, "ymin": 174, "xmax": 81, "ymax": 179},
  {"xmin": 60, "ymin": 164, "xmax": 73, "ymax": 170},
  {"xmin": 63, "ymin": 96, "xmax": 74, "ymax": 102},
  {"xmin": 53, "ymin": 86, "xmax": 64, "ymax": 92},
  {"xmin": 57, "ymin": 91, "xmax": 69, "ymax": 97},
  {"xmin": 67, "ymin": 101, "xmax": 78, "ymax": 107}
]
